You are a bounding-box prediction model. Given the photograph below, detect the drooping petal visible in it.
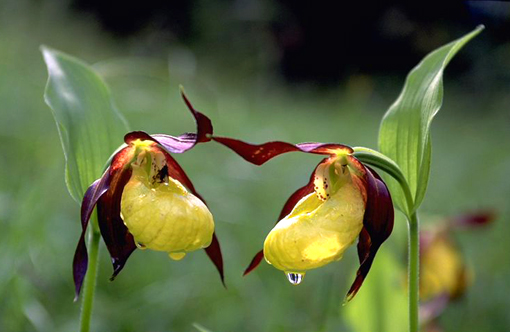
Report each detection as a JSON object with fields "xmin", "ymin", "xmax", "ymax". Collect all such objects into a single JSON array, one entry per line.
[
  {"xmin": 73, "ymin": 170, "xmax": 112, "ymax": 300},
  {"xmin": 73, "ymin": 146, "xmax": 133, "ymax": 299},
  {"xmin": 97, "ymin": 166, "xmax": 136, "ymax": 280},
  {"xmin": 91, "ymin": 146, "xmax": 137, "ymax": 280},
  {"xmin": 204, "ymin": 233, "xmax": 225, "ymax": 286},
  {"xmin": 346, "ymin": 164, "xmax": 394, "ymax": 301},
  {"xmin": 243, "ymin": 158, "xmax": 329, "ymax": 275},
  {"xmin": 212, "ymin": 136, "xmax": 351, "ymax": 165}
]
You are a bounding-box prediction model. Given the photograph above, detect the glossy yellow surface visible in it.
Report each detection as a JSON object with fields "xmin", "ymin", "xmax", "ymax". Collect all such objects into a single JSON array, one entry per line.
[
  {"xmin": 263, "ymin": 179, "xmax": 365, "ymax": 273},
  {"xmin": 120, "ymin": 165, "xmax": 214, "ymax": 259}
]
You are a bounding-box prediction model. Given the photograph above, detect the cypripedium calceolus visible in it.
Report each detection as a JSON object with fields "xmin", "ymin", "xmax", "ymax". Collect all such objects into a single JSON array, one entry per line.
[
  {"xmin": 212, "ymin": 137, "xmax": 394, "ymax": 300},
  {"xmin": 419, "ymin": 211, "xmax": 494, "ymax": 327},
  {"xmin": 73, "ymin": 93, "xmax": 224, "ymax": 298}
]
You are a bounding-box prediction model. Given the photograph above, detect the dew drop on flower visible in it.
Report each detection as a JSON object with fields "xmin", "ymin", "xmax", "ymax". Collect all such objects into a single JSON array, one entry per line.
[
  {"xmin": 285, "ymin": 272, "xmax": 305, "ymax": 285},
  {"xmin": 169, "ymin": 252, "xmax": 187, "ymax": 261}
]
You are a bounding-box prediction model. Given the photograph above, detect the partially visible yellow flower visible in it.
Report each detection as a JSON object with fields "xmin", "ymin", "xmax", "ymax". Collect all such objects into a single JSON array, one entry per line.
[
  {"xmin": 419, "ymin": 211, "xmax": 494, "ymax": 327},
  {"xmin": 420, "ymin": 230, "xmax": 469, "ymax": 301}
]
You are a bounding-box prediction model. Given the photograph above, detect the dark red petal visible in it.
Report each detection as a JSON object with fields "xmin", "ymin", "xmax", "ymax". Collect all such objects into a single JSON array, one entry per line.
[
  {"xmin": 243, "ymin": 250, "xmax": 264, "ymax": 276},
  {"xmin": 451, "ymin": 210, "xmax": 495, "ymax": 229},
  {"xmin": 97, "ymin": 166, "xmax": 137, "ymax": 281},
  {"xmin": 204, "ymin": 233, "xmax": 225, "ymax": 287},
  {"xmin": 243, "ymin": 158, "xmax": 327, "ymax": 275},
  {"xmin": 346, "ymin": 165, "xmax": 394, "ymax": 301},
  {"xmin": 124, "ymin": 92, "xmax": 212, "ymax": 153},
  {"xmin": 73, "ymin": 146, "xmax": 133, "ymax": 299},
  {"xmin": 212, "ymin": 136, "xmax": 352, "ymax": 165},
  {"xmin": 73, "ymin": 170, "xmax": 112, "ymax": 300},
  {"xmin": 180, "ymin": 89, "xmax": 213, "ymax": 143}
]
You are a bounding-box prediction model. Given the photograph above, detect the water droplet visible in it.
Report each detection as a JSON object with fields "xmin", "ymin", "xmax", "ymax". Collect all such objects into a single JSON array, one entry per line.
[
  {"xmin": 285, "ymin": 272, "xmax": 305, "ymax": 285},
  {"xmin": 135, "ymin": 242, "xmax": 147, "ymax": 250},
  {"xmin": 169, "ymin": 252, "xmax": 186, "ymax": 261}
]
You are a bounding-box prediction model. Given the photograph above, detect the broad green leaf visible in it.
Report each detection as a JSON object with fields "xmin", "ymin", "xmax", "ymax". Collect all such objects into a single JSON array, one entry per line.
[
  {"xmin": 378, "ymin": 26, "xmax": 483, "ymax": 215},
  {"xmin": 344, "ymin": 249, "xmax": 408, "ymax": 332},
  {"xmin": 42, "ymin": 46, "xmax": 129, "ymax": 203}
]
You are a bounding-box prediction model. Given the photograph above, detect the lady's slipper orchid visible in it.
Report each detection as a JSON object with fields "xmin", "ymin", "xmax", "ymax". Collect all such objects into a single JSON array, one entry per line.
[
  {"xmin": 212, "ymin": 137, "xmax": 394, "ymax": 300},
  {"xmin": 74, "ymin": 93, "xmax": 224, "ymax": 298}
]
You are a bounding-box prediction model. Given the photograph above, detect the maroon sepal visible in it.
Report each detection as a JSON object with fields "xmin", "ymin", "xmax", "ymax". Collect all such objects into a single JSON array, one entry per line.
[
  {"xmin": 243, "ymin": 158, "xmax": 326, "ymax": 275},
  {"xmin": 243, "ymin": 250, "xmax": 265, "ymax": 276},
  {"xmin": 212, "ymin": 136, "xmax": 351, "ymax": 165},
  {"xmin": 204, "ymin": 233, "xmax": 225, "ymax": 286},
  {"xmin": 125, "ymin": 91, "xmax": 213, "ymax": 154},
  {"xmin": 73, "ymin": 169, "xmax": 112, "ymax": 300},
  {"xmin": 451, "ymin": 211, "xmax": 495, "ymax": 229},
  {"xmin": 97, "ymin": 166, "xmax": 136, "ymax": 281},
  {"xmin": 346, "ymin": 164, "xmax": 394, "ymax": 301}
]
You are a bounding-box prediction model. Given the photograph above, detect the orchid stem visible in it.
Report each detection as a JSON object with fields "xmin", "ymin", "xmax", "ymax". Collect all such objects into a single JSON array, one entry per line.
[
  {"xmin": 80, "ymin": 216, "xmax": 101, "ymax": 332},
  {"xmin": 408, "ymin": 212, "xmax": 420, "ymax": 332}
]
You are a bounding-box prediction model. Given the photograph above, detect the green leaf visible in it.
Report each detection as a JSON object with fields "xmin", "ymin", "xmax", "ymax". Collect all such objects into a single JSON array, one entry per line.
[
  {"xmin": 192, "ymin": 323, "xmax": 215, "ymax": 332},
  {"xmin": 42, "ymin": 46, "xmax": 129, "ymax": 203},
  {"xmin": 344, "ymin": 248, "xmax": 408, "ymax": 332},
  {"xmin": 378, "ymin": 26, "xmax": 484, "ymax": 215}
]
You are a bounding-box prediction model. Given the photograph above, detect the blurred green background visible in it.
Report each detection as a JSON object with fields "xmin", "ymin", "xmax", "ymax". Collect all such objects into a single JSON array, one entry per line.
[{"xmin": 1, "ymin": 1, "xmax": 510, "ymax": 331}]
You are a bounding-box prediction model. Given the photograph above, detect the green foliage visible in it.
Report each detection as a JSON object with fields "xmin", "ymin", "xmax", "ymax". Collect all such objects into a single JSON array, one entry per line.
[
  {"xmin": 42, "ymin": 46, "xmax": 129, "ymax": 202},
  {"xmin": 344, "ymin": 248, "xmax": 408, "ymax": 332},
  {"xmin": 378, "ymin": 26, "xmax": 484, "ymax": 215}
]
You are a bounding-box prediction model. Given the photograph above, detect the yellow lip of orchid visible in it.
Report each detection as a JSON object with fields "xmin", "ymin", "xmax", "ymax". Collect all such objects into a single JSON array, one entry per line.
[
  {"xmin": 120, "ymin": 162, "xmax": 214, "ymax": 260},
  {"xmin": 263, "ymin": 180, "xmax": 365, "ymax": 282},
  {"xmin": 212, "ymin": 136, "xmax": 394, "ymax": 300},
  {"xmin": 263, "ymin": 159, "xmax": 365, "ymax": 283}
]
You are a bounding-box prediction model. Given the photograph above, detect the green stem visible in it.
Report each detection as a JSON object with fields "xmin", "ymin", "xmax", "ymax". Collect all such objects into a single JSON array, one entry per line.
[
  {"xmin": 408, "ymin": 212, "xmax": 420, "ymax": 332},
  {"xmin": 351, "ymin": 147, "xmax": 420, "ymax": 331},
  {"xmin": 79, "ymin": 217, "xmax": 101, "ymax": 332}
]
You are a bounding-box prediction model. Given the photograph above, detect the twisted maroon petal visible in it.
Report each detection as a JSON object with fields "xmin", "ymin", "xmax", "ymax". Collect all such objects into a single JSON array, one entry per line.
[
  {"xmin": 213, "ymin": 136, "xmax": 351, "ymax": 165},
  {"xmin": 346, "ymin": 164, "xmax": 394, "ymax": 301},
  {"xmin": 124, "ymin": 91, "xmax": 213, "ymax": 154}
]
